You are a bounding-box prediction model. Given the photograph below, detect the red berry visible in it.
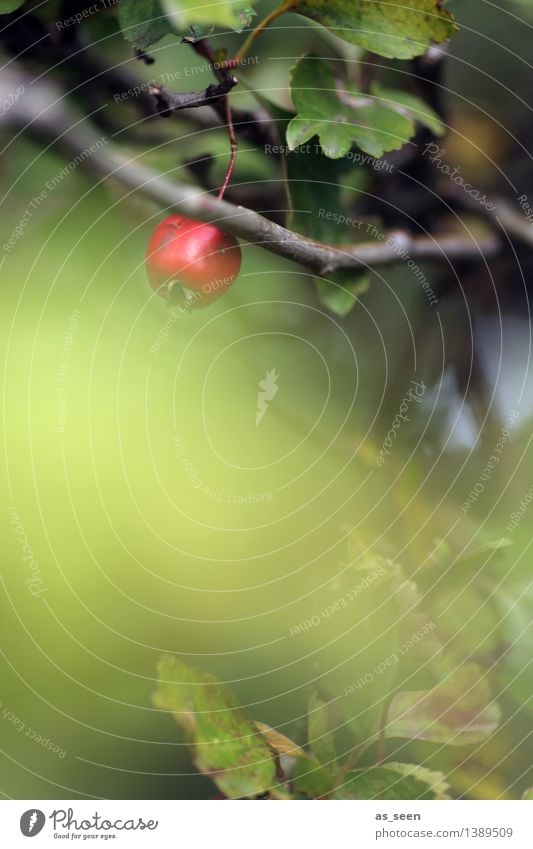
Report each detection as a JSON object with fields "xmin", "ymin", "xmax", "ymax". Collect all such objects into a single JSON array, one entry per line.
[{"xmin": 146, "ymin": 214, "xmax": 241, "ymax": 309}]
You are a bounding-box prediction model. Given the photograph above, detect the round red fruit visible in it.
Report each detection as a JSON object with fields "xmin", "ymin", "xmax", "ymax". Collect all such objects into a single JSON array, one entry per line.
[{"xmin": 146, "ymin": 214, "xmax": 241, "ymax": 309}]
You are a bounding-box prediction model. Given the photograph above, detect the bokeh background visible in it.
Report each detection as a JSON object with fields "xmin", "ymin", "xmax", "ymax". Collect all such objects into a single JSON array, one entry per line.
[{"xmin": 1, "ymin": 0, "xmax": 532, "ymax": 799}]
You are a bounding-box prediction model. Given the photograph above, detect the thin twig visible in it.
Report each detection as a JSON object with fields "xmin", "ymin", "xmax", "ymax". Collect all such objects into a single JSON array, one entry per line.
[
  {"xmin": 182, "ymin": 38, "xmax": 239, "ymax": 199},
  {"xmin": 0, "ymin": 68, "xmax": 511, "ymax": 277},
  {"xmin": 234, "ymin": 0, "xmax": 297, "ymax": 63},
  {"xmin": 182, "ymin": 37, "xmax": 227, "ymax": 81},
  {"xmin": 217, "ymin": 93, "xmax": 238, "ymax": 200}
]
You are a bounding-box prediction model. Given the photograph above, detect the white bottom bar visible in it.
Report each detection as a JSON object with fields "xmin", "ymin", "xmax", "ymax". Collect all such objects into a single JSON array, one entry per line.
[{"xmin": 0, "ymin": 800, "xmax": 531, "ymax": 848}]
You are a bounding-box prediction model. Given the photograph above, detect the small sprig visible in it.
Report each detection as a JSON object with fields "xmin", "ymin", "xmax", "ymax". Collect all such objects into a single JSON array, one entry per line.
[
  {"xmin": 148, "ymin": 77, "xmax": 237, "ymax": 117},
  {"xmin": 182, "ymin": 37, "xmax": 240, "ymax": 200}
]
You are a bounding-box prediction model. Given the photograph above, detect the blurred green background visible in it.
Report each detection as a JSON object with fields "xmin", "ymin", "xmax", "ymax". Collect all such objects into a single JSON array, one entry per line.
[{"xmin": 0, "ymin": 0, "xmax": 532, "ymax": 799}]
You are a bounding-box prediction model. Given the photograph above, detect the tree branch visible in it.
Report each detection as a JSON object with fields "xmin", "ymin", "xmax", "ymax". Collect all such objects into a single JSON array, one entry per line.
[
  {"xmin": 458, "ymin": 194, "xmax": 533, "ymax": 248},
  {"xmin": 0, "ymin": 67, "xmax": 506, "ymax": 276},
  {"xmin": 148, "ymin": 77, "xmax": 238, "ymax": 117}
]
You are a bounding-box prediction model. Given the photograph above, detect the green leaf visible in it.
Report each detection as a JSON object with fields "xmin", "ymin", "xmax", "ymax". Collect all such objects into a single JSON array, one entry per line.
[
  {"xmin": 287, "ymin": 55, "xmax": 444, "ymax": 160},
  {"xmin": 372, "ymin": 84, "xmax": 444, "ymax": 137},
  {"xmin": 492, "ymin": 579, "xmax": 533, "ymax": 713},
  {"xmin": 248, "ymin": 85, "xmax": 357, "ymax": 238},
  {"xmin": 386, "ymin": 763, "xmax": 451, "ymax": 800},
  {"xmin": 285, "ymin": 146, "xmax": 371, "ymax": 314},
  {"xmin": 292, "ymin": 754, "xmax": 335, "ymax": 798},
  {"xmin": 522, "ymin": 788, "xmax": 533, "ymax": 800},
  {"xmin": 386, "ymin": 663, "xmax": 501, "ymax": 745},
  {"xmin": 162, "ymin": 0, "xmax": 256, "ymax": 32},
  {"xmin": 325, "ymin": 551, "xmax": 442, "ymax": 743},
  {"xmin": 153, "ymin": 656, "xmax": 276, "ymax": 798},
  {"xmin": 182, "ymin": 23, "xmax": 214, "ymax": 41},
  {"xmin": 0, "ymin": 0, "xmax": 25, "ymax": 11},
  {"xmin": 118, "ymin": 0, "xmax": 171, "ymax": 50},
  {"xmin": 285, "ymin": 144, "xmax": 355, "ymax": 240},
  {"xmin": 421, "ymin": 537, "xmax": 533, "ymax": 710},
  {"xmin": 425, "ymin": 582, "xmax": 503, "ymax": 662},
  {"xmin": 293, "ymin": 0, "xmax": 457, "ymax": 60},
  {"xmin": 334, "ymin": 763, "xmax": 450, "ymax": 799},
  {"xmin": 389, "ymin": 570, "xmax": 443, "ymax": 681},
  {"xmin": 243, "ymin": 81, "xmax": 371, "ymax": 316},
  {"xmin": 307, "ymin": 692, "xmax": 339, "ymax": 775},
  {"xmin": 315, "ymin": 273, "xmax": 370, "ymax": 316}
]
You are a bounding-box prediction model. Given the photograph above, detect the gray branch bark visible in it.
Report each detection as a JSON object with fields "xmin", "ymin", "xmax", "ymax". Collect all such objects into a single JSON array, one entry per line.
[{"xmin": 1, "ymin": 65, "xmax": 521, "ymax": 277}]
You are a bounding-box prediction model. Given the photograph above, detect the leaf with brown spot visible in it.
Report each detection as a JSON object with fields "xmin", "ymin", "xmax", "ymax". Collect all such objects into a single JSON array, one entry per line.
[{"xmin": 153, "ymin": 656, "xmax": 276, "ymax": 798}]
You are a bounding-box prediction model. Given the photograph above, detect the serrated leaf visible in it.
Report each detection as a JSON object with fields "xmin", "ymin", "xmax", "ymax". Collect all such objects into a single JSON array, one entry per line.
[
  {"xmin": 244, "ymin": 80, "xmax": 372, "ymax": 312},
  {"xmin": 386, "ymin": 763, "xmax": 451, "ymax": 799},
  {"xmin": 293, "ymin": 0, "xmax": 457, "ymax": 60},
  {"xmin": 307, "ymin": 692, "xmax": 338, "ymax": 775},
  {"xmin": 255, "ymin": 722, "xmax": 306, "ymax": 757},
  {"xmin": 332, "ymin": 553, "xmax": 441, "ymax": 743},
  {"xmin": 249, "ymin": 85, "xmax": 356, "ymax": 239},
  {"xmin": 292, "ymin": 754, "xmax": 335, "ymax": 798},
  {"xmin": 425, "ymin": 582, "xmax": 504, "ymax": 661},
  {"xmin": 287, "ymin": 55, "xmax": 444, "ymax": 160},
  {"xmin": 386, "ymin": 663, "xmax": 501, "ymax": 745},
  {"xmin": 421, "ymin": 537, "xmax": 512, "ymax": 659},
  {"xmin": 162, "ymin": 0, "xmax": 256, "ymax": 32},
  {"xmin": 118, "ymin": 0, "xmax": 171, "ymax": 50},
  {"xmin": 334, "ymin": 764, "xmax": 449, "ymax": 799},
  {"xmin": 153, "ymin": 656, "xmax": 276, "ymax": 798},
  {"xmin": 372, "ymin": 84, "xmax": 444, "ymax": 137}
]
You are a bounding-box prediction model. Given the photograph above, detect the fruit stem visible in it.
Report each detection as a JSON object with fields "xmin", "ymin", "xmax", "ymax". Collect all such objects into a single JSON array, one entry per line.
[
  {"xmin": 234, "ymin": 0, "xmax": 297, "ymax": 63},
  {"xmin": 217, "ymin": 93, "xmax": 238, "ymax": 200},
  {"xmin": 184, "ymin": 38, "xmax": 240, "ymax": 200}
]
